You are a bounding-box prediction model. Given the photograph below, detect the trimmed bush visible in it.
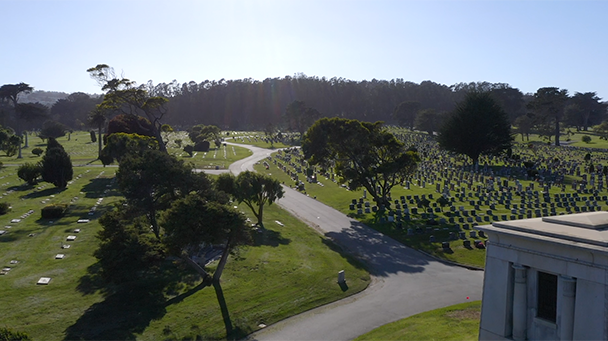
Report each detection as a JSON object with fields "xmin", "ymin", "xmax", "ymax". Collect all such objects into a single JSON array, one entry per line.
[
  {"xmin": 41, "ymin": 204, "xmax": 67, "ymax": 219},
  {"xmin": 90, "ymin": 130, "xmax": 97, "ymax": 143},
  {"xmin": 194, "ymin": 140, "xmax": 210, "ymax": 152},
  {"xmin": 183, "ymin": 145, "xmax": 194, "ymax": 157},
  {"xmin": 582, "ymin": 135, "xmax": 592, "ymax": 143},
  {"xmin": 31, "ymin": 147, "xmax": 43, "ymax": 156},
  {"xmin": 0, "ymin": 202, "xmax": 10, "ymax": 215},
  {"xmin": 18, "ymin": 162, "xmax": 42, "ymax": 185}
]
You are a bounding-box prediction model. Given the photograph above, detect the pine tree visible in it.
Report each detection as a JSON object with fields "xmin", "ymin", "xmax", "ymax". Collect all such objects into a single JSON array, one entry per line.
[{"xmin": 437, "ymin": 92, "xmax": 512, "ymax": 164}]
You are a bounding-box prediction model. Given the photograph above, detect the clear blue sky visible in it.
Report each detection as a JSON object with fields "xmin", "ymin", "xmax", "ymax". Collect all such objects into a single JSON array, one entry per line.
[{"xmin": 3, "ymin": 0, "xmax": 608, "ymax": 100}]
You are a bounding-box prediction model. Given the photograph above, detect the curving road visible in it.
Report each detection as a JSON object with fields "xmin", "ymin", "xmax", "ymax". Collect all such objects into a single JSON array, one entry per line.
[{"xmin": 222, "ymin": 143, "xmax": 484, "ymax": 341}]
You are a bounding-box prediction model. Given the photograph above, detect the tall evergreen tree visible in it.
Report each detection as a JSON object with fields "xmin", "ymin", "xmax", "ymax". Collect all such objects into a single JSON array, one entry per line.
[
  {"xmin": 41, "ymin": 137, "xmax": 73, "ymax": 188},
  {"xmin": 437, "ymin": 92, "xmax": 512, "ymax": 165}
]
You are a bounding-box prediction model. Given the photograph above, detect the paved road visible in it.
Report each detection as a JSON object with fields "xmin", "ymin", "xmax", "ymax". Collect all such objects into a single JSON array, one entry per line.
[{"xmin": 222, "ymin": 143, "xmax": 485, "ymax": 341}]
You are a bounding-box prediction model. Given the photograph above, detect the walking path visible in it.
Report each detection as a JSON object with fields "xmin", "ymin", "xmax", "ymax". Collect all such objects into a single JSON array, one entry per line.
[{"xmin": 223, "ymin": 143, "xmax": 485, "ymax": 340}]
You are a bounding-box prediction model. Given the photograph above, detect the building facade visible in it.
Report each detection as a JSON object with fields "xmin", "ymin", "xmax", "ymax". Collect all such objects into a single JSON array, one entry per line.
[{"xmin": 478, "ymin": 212, "xmax": 608, "ymax": 340}]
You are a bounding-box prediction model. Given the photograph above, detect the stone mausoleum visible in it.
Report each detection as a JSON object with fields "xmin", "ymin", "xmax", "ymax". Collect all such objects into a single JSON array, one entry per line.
[{"xmin": 478, "ymin": 211, "xmax": 608, "ymax": 340}]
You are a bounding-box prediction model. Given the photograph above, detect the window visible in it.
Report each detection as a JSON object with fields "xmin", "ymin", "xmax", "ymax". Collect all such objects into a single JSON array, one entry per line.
[{"xmin": 537, "ymin": 271, "xmax": 557, "ymax": 322}]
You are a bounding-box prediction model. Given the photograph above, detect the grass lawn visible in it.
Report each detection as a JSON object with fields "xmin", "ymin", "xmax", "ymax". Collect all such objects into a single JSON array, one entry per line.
[
  {"xmin": 354, "ymin": 301, "xmax": 481, "ymax": 341},
  {"xmin": 226, "ymin": 131, "xmax": 298, "ymax": 149},
  {"xmin": 3, "ymin": 131, "xmax": 254, "ymax": 170},
  {"xmin": 0, "ymin": 167, "xmax": 121, "ymax": 340},
  {"xmin": 137, "ymin": 204, "xmax": 369, "ymax": 340},
  {"xmin": 0, "ymin": 162, "xmax": 370, "ymax": 340},
  {"xmin": 513, "ymin": 130, "xmax": 608, "ymax": 148}
]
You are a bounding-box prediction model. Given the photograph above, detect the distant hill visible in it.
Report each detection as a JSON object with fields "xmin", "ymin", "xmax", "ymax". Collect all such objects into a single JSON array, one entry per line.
[{"xmin": 19, "ymin": 90, "xmax": 70, "ymax": 107}]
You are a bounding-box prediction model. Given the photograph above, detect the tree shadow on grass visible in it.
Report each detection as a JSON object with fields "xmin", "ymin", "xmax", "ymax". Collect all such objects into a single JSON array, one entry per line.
[
  {"xmin": 251, "ymin": 228, "xmax": 291, "ymax": 247},
  {"xmin": 321, "ymin": 237, "xmax": 367, "ymax": 273},
  {"xmin": 80, "ymin": 178, "xmax": 120, "ymax": 199},
  {"xmin": 0, "ymin": 223, "xmax": 53, "ymax": 242},
  {"xmin": 66, "ymin": 260, "xmax": 210, "ymax": 340},
  {"xmin": 20, "ymin": 186, "xmax": 66, "ymax": 199},
  {"xmin": 63, "ymin": 284, "xmax": 168, "ymax": 340},
  {"xmin": 8, "ymin": 183, "xmax": 33, "ymax": 192}
]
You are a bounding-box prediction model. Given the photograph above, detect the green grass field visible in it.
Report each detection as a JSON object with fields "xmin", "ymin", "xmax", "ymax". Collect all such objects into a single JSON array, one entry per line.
[
  {"xmin": 0, "ymin": 134, "xmax": 371, "ymax": 340},
  {"xmin": 3, "ymin": 131, "xmax": 254, "ymax": 170},
  {"xmin": 226, "ymin": 131, "xmax": 298, "ymax": 149},
  {"xmin": 354, "ymin": 301, "xmax": 481, "ymax": 341}
]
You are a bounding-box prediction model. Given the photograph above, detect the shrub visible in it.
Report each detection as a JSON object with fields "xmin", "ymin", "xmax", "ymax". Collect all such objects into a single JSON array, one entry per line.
[
  {"xmin": 90, "ymin": 130, "xmax": 97, "ymax": 143},
  {"xmin": 0, "ymin": 202, "xmax": 10, "ymax": 215},
  {"xmin": 194, "ymin": 140, "xmax": 210, "ymax": 152},
  {"xmin": 41, "ymin": 138, "xmax": 73, "ymax": 188},
  {"xmin": 4, "ymin": 135, "xmax": 20, "ymax": 157},
  {"xmin": 582, "ymin": 135, "xmax": 592, "ymax": 144},
  {"xmin": 41, "ymin": 204, "xmax": 67, "ymax": 219},
  {"xmin": 183, "ymin": 145, "xmax": 194, "ymax": 157},
  {"xmin": 39, "ymin": 120, "xmax": 68, "ymax": 140},
  {"xmin": 417, "ymin": 198, "xmax": 430, "ymax": 209},
  {"xmin": 18, "ymin": 162, "xmax": 42, "ymax": 185},
  {"xmin": 31, "ymin": 147, "xmax": 43, "ymax": 156},
  {"xmin": 0, "ymin": 327, "xmax": 32, "ymax": 341}
]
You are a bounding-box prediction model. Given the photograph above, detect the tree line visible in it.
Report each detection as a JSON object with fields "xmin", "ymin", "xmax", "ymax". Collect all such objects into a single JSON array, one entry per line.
[{"xmin": 3, "ymin": 76, "xmax": 607, "ymax": 146}]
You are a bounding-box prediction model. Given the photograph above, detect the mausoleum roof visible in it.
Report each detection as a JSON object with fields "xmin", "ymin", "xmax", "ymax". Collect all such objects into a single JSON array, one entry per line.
[{"xmin": 485, "ymin": 211, "xmax": 608, "ymax": 248}]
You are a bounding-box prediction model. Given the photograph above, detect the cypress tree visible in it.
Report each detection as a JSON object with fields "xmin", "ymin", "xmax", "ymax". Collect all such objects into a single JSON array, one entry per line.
[{"xmin": 41, "ymin": 137, "xmax": 73, "ymax": 188}]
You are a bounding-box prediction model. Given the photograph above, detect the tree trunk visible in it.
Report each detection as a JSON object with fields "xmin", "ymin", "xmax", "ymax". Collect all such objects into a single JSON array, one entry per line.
[
  {"xmin": 256, "ymin": 203, "xmax": 264, "ymax": 227},
  {"xmin": 97, "ymin": 125, "xmax": 103, "ymax": 159},
  {"xmin": 554, "ymin": 118, "xmax": 560, "ymax": 146},
  {"xmin": 148, "ymin": 209, "xmax": 160, "ymax": 240},
  {"xmin": 155, "ymin": 128, "xmax": 167, "ymax": 153},
  {"xmin": 24, "ymin": 131, "xmax": 28, "ymax": 148},
  {"xmin": 213, "ymin": 281, "xmax": 233, "ymax": 337},
  {"xmin": 17, "ymin": 122, "xmax": 22, "ymax": 159},
  {"xmin": 181, "ymin": 254, "xmax": 212, "ymax": 282},
  {"xmin": 213, "ymin": 231, "xmax": 235, "ymax": 282}
]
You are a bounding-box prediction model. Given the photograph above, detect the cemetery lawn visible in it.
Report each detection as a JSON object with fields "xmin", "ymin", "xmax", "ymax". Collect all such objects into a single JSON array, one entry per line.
[
  {"xmin": 226, "ymin": 131, "xmax": 297, "ymax": 149},
  {"xmin": 138, "ymin": 204, "xmax": 369, "ymax": 340},
  {"xmin": 514, "ymin": 131, "xmax": 608, "ymax": 149},
  {"xmin": 0, "ymin": 164, "xmax": 369, "ymax": 340},
  {"xmin": 255, "ymin": 131, "xmax": 608, "ymax": 269},
  {"xmin": 0, "ymin": 131, "xmax": 253, "ymax": 170},
  {"xmin": 254, "ymin": 162, "xmax": 488, "ymax": 268},
  {"xmin": 0, "ymin": 167, "xmax": 121, "ymax": 340},
  {"xmin": 353, "ymin": 300, "xmax": 481, "ymax": 341}
]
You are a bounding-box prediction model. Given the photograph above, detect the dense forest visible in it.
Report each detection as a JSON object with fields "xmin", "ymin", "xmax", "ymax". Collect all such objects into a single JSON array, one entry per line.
[
  {"xmin": 3, "ymin": 76, "xmax": 607, "ymax": 137},
  {"xmin": 155, "ymin": 77, "xmax": 530, "ymax": 129}
]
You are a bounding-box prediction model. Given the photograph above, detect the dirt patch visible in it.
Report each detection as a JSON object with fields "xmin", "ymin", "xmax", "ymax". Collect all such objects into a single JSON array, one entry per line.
[{"xmin": 445, "ymin": 308, "xmax": 481, "ymax": 320}]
